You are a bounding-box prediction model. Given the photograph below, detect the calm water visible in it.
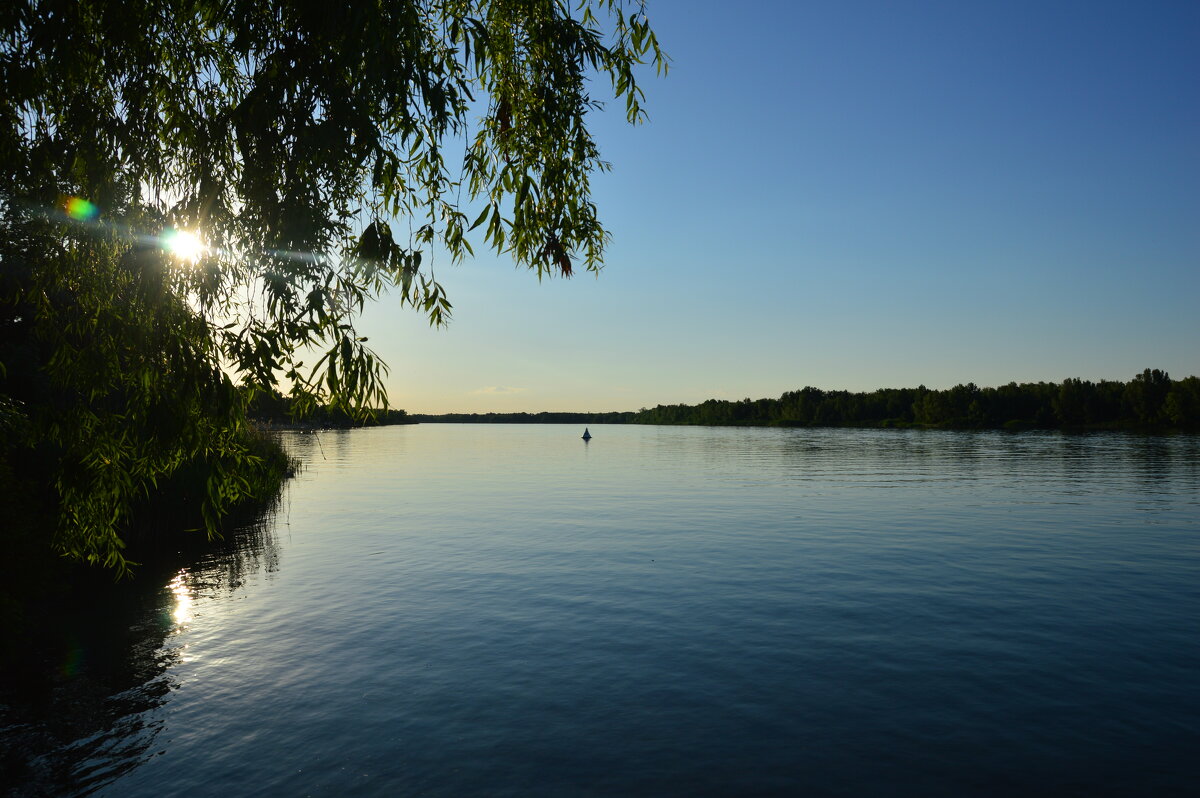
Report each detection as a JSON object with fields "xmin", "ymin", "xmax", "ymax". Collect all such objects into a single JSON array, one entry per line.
[{"xmin": 3, "ymin": 425, "xmax": 1199, "ymax": 796}]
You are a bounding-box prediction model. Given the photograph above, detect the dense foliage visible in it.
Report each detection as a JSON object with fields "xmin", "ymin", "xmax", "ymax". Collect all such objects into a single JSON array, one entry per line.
[
  {"xmin": 0, "ymin": 0, "xmax": 665, "ymax": 571},
  {"xmin": 631, "ymin": 370, "xmax": 1200, "ymax": 430},
  {"xmin": 249, "ymin": 389, "xmax": 411, "ymax": 428}
]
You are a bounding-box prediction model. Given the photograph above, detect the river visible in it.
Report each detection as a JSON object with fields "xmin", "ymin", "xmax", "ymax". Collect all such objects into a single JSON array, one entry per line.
[{"xmin": 3, "ymin": 425, "xmax": 1198, "ymax": 796}]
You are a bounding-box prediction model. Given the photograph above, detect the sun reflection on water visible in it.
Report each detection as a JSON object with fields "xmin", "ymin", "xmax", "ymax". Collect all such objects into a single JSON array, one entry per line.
[{"xmin": 168, "ymin": 571, "xmax": 194, "ymax": 628}]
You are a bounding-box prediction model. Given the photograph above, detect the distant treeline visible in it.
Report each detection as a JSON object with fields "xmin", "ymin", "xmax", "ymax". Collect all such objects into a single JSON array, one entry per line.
[
  {"xmin": 630, "ymin": 369, "xmax": 1199, "ymax": 431},
  {"xmin": 248, "ymin": 391, "xmax": 412, "ymax": 428},
  {"xmin": 254, "ymin": 369, "xmax": 1200, "ymax": 431},
  {"xmin": 409, "ymin": 411, "xmax": 635, "ymax": 424}
]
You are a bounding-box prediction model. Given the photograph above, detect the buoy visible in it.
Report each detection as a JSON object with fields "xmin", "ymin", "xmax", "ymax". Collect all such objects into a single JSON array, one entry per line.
[{"xmin": 582, "ymin": 427, "xmax": 592, "ymax": 441}]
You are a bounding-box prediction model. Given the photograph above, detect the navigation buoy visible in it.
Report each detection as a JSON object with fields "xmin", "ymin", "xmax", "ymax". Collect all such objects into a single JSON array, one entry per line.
[{"xmin": 582, "ymin": 428, "xmax": 592, "ymax": 441}]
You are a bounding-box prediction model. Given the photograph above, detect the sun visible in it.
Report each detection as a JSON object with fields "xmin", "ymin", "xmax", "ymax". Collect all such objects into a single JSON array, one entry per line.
[{"xmin": 163, "ymin": 229, "xmax": 205, "ymax": 263}]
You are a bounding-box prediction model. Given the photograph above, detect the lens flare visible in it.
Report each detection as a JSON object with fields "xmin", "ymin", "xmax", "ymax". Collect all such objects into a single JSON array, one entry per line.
[
  {"xmin": 65, "ymin": 197, "xmax": 99, "ymax": 222},
  {"xmin": 163, "ymin": 229, "xmax": 205, "ymax": 263}
]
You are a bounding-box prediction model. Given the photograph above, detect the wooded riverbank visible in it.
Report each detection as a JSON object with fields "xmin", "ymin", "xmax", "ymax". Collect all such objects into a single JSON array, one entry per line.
[{"xmin": 411, "ymin": 370, "xmax": 1199, "ymax": 433}]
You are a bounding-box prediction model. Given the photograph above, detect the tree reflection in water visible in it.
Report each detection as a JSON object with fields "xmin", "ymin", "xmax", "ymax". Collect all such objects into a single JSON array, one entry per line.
[{"xmin": 0, "ymin": 508, "xmax": 282, "ymax": 796}]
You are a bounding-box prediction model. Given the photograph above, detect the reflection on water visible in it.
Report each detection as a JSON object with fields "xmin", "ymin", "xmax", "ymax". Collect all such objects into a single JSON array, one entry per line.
[
  {"xmin": 0, "ymin": 507, "xmax": 281, "ymax": 797},
  {"xmin": 168, "ymin": 572, "xmax": 194, "ymax": 629},
  {"xmin": 2, "ymin": 426, "xmax": 1198, "ymax": 796}
]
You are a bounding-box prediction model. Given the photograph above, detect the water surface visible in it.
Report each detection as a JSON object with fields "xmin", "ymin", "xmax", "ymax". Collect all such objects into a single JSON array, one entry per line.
[{"xmin": 5, "ymin": 425, "xmax": 1199, "ymax": 796}]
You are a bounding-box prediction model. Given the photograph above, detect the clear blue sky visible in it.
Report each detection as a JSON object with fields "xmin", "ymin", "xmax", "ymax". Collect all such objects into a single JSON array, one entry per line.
[{"xmin": 360, "ymin": 0, "xmax": 1199, "ymax": 413}]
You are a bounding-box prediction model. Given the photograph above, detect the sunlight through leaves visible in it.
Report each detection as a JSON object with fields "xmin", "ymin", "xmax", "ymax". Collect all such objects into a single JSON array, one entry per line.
[{"xmin": 162, "ymin": 229, "xmax": 205, "ymax": 263}]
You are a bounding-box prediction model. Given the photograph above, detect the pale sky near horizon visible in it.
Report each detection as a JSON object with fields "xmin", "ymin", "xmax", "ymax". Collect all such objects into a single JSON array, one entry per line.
[{"xmin": 358, "ymin": 0, "xmax": 1199, "ymax": 414}]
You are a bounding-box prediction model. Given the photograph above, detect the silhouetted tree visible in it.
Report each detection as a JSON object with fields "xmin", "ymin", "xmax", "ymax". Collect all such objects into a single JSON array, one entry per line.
[{"xmin": 1, "ymin": 0, "xmax": 666, "ymax": 570}]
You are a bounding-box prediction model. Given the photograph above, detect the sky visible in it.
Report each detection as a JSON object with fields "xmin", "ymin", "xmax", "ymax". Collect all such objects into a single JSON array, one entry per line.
[{"xmin": 358, "ymin": 0, "xmax": 1199, "ymax": 413}]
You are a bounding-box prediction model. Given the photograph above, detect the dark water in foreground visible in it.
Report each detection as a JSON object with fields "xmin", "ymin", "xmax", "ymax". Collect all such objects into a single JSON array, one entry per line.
[{"xmin": 3, "ymin": 425, "xmax": 1199, "ymax": 796}]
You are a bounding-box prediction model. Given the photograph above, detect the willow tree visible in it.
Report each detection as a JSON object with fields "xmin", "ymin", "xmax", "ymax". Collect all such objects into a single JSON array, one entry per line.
[{"xmin": 0, "ymin": 0, "xmax": 666, "ymax": 570}]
